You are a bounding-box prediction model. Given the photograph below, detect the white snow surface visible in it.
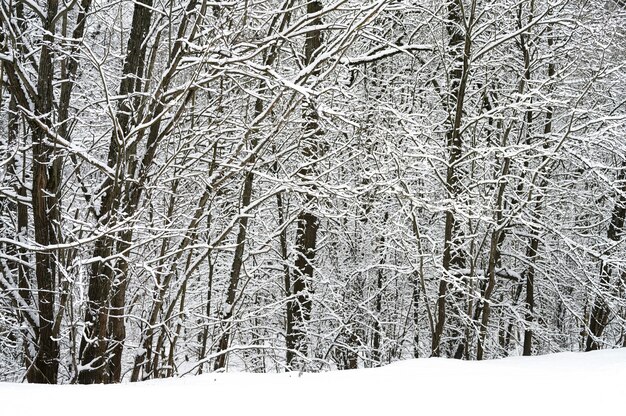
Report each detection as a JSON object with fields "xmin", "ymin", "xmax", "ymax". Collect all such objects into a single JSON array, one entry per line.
[{"xmin": 3, "ymin": 349, "xmax": 626, "ymax": 416}]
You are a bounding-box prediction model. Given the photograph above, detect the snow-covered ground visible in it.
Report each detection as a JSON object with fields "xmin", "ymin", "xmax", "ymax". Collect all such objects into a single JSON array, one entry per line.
[{"xmin": 3, "ymin": 349, "xmax": 626, "ymax": 416}]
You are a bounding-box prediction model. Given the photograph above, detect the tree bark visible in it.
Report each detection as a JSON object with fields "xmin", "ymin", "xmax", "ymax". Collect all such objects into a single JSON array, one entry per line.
[
  {"xmin": 432, "ymin": 0, "xmax": 474, "ymax": 358},
  {"xmin": 586, "ymin": 162, "xmax": 626, "ymax": 351},
  {"xmin": 213, "ymin": 0, "xmax": 294, "ymax": 365},
  {"xmin": 523, "ymin": 22, "xmax": 555, "ymax": 354},
  {"xmin": 26, "ymin": 0, "xmax": 62, "ymax": 384},
  {"xmin": 78, "ymin": 0, "xmax": 154, "ymax": 384},
  {"xmin": 285, "ymin": 0, "xmax": 324, "ymax": 371}
]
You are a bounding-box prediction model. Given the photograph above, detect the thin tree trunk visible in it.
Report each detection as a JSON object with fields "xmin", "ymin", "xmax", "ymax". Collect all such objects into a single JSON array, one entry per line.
[
  {"xmin": 213, "ymin": 165, "xmax": 256, "ymax": 370},
  {"xmin": 523, "ymin": 25, "xmax": 554, "ymax": 353},
  {"xmin": 371, "ymin": 267, "xmax": 384, "ymax": 366},
  {"xmin": 6, "ymin": 93, "xmax": 37, "ymax": 380},
  {"xmin": 371, "ymin": 213, "xmax": 388, "ymax": 366},
  {"xmin": 196, "ymin": 248, "xmax": 215, "ymax": 375},
  {"xmin": 276, "ymin": 178, "xmax": 293, "ymax": 367},
  {"xmin": 213, "ymin": 0, "xmax": 296, "ymax": 369},
  {"xmin": 131, "ymin": 185, "xmax": 211, "ymax": 381},
  {"xmin": 523, "ymin": 234, "xmax": 539, "ymax": 355},
  {"xmin": 197, "ymin": 146, "xmax": 219, "ymax": 376}
]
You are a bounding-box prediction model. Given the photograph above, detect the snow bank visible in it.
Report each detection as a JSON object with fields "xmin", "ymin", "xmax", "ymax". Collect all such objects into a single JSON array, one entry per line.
[{"xmin": 3, "ymin": 349, "xmax": 625, "ymax": 416}]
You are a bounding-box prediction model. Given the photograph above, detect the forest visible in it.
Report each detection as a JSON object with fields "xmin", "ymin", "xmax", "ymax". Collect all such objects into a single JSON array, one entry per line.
[{"xmin": 0, "ymin": 0, "xmax": 625, "ymax": 384}]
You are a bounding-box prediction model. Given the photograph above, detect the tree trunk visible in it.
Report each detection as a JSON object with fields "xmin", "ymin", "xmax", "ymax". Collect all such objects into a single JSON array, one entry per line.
[
  {"xmin": 78, "ymin": 0, "xmax": 154, "ymax": 384},
  {"xmin": 29, "ymin": 0, "xmax": 61, "ymax": 384},
  {"xmin": 586, "ymin": 162, "xmax": 626, "ymax": 351},
  {"xmin": 213, "ymin": 1, "xmax": 296, "ymax": 367},
  {"xmin": 371, "ymin": 267, "xmax": 384, "ymax": 366},
  {"xmin": 523, "ymin": 22, "xmax": 554, "ymax": 354},
  {"xmin": 6, "ymin": 92, "xmax": 38, "ymax": 381},
  {"xmin": 523, "ymin": 235, "xmax": 539, "ymax": 355},
  {"xmin": 213, "ymin": 163, "xmax": 256, "ymax": 370},
  {"xmin": 285, "ymin": 0, "xmax": 324, "ymax": 371},
  {"xmin": 432, "ymin": 0, "xmax": 474, "ymax": 358}
]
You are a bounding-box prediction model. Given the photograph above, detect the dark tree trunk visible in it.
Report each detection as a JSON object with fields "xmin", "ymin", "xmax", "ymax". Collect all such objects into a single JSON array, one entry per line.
[
  {"xmin": 213, "ymin": 166, "xmax": 256, "ymax": 370},
  {"xmin": 277, "ymin": 183, "xmax": 294, "ymax": 367},
  {"xmin": 28, "ymin": 0, "xmax": 61, "ymax": 384},
  {"xmin": 371, "ymin": 267, "xmax": 384, "ymax": 366},
  {"xmin": 285, "ymin": 0, "xmax": 324, "ymax": 371},
  {"xmin": 523, "ymin": 235, "xmax": 539, "ymax": 355},
  {"xmin": 196, "ymin": 248, "xmax": 215, "ymax": 375},
  {"xmin": 130, "ymin": 185, "xmax": 211, "ymax": 381},
  {"xmin": 102, "ymin": 0, "xmax": 203, "ymax": 382},
  {"xmin": 586, "ymin": 163, "xmax": 626, "ymax": 351},
  {"xmin": 287, "ymin": 210, "xmax": 319, "ymax": 369},
  {"xmin": 523, "ymin": 25, "xmax": 554, "ymax": 354},
  {"xmin": 213, "ymin": 2, "xmax": 296, "ymax": 368},
  {"xmin": 371, "ymin": 218, "xmax": 388, "ymax": 366},
  {"xmin": 432, "ymin": 0, "xmax": 472, "ymax": 358},
  {"xmin": 78, "ymin": 0, "xmax": 154, "ymax": 384},
  {"xmin": 2, "ymin": 0, "xmax": 95, "ymax": 384},
  {"xmin": 6, "ymin": 92, "xmax": 38, "ymax": 380}
]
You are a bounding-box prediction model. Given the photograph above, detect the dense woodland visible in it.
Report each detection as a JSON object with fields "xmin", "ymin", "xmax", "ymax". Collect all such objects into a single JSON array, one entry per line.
[{"xmin": 1, "ymin": 0, "xmax": 625, "ymax": 384}]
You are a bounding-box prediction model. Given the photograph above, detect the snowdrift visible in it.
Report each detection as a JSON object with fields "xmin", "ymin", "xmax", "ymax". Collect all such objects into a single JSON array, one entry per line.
[{"xmin": 3, "ymin": 349, "xmax": 625, "ymax": 416}]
